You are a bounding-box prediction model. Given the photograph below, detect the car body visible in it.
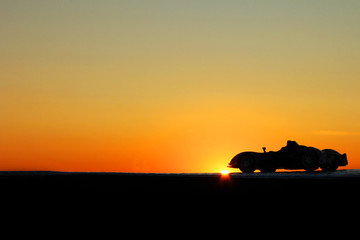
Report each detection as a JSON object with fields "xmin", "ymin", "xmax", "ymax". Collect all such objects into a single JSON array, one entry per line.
[{"xmin": 228, "ymin": 140, "xmax": 348, "ymax": 173}]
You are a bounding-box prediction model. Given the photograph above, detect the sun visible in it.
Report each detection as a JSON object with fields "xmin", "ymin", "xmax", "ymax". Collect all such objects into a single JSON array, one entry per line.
[{"xmin": 220, "ymin": 170, "xmax": 230, "ymax": 175}]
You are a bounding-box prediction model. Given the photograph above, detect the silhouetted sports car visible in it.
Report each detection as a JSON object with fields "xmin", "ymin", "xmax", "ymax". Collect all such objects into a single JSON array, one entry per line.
[{"xmin": 228, "ymin": 140, "xmax": 348, "ymax": 173}]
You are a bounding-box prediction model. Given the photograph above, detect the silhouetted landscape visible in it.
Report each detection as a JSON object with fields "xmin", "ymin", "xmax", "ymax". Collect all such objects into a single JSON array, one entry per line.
[{"xmin": 1, "ymin": 170, "xmax": 360, "ymax": 199}]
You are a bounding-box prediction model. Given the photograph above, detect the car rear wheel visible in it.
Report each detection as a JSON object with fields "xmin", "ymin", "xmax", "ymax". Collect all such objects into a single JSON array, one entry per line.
[
  {"xmin": 302, "ymin": 150, "xmax": 319, "ymax": 172},
  {"xmin": 320, "ymin": 164, "xmax": 338, "ymax": 171},
  {"xmin": 239, "ymin": 155, "xmax": 255, "ymax": 173}
]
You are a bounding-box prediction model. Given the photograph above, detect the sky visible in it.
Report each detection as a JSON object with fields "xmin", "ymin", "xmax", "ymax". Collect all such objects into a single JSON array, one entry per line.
[{"xmin": 1, "ymin": 0, "xmax": 360, "ymax": 172}]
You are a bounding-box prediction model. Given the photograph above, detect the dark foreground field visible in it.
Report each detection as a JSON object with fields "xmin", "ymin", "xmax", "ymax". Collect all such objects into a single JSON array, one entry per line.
[
  {"xmin": 3, "ymin": 170, "xmax": 360, "ymax": 222},
  {"xmin": 1, "ymin": 170, "xmax": 360, "ymax": 198}
]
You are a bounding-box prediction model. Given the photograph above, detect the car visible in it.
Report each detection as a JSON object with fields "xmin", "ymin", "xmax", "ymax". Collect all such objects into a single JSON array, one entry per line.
[{"xmin": 228, "ymin": 140, "xmax": 348, "ymax": 173}]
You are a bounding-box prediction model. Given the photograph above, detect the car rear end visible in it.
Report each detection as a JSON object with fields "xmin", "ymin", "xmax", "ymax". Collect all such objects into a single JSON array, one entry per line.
[{"xmin": 322, "ymin": 149, "xmax": 348, "ymax": 167}]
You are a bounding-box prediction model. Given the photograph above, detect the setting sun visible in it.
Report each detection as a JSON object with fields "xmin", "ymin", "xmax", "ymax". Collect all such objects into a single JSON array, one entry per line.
[{"xmin": 220, "ymin": 170, "xmax": 230, "ymax": 175}]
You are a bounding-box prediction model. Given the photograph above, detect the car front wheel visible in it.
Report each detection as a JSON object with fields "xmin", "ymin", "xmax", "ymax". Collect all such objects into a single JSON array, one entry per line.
[{"xmin": 239, "ymin": 155, "xmax": 256, "ymax": 173}]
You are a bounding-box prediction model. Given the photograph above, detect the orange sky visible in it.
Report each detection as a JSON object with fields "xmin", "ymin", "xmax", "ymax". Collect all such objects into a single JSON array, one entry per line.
[{"xmin": 1, "ymin": 1, "xmax": 359, "ymax": 172}]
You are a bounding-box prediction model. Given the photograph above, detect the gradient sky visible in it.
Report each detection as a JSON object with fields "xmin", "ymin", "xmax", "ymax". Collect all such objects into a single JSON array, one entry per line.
[{"xmin": 1, "ymin": 0, "xmax": 359, "ymax": 172}]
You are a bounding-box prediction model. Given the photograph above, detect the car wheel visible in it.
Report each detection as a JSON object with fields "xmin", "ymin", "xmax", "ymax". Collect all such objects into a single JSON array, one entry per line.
[
  {"xmin": 239, "ymin": 155, "xmax": 255, "ymax": 173},
  {"xmin": 321, "ymin": 164, "xmax": 338, "ymax": 171},
  {"xmin": 302, "ymin": 150, "xmax": 319, "ymax": 172}
]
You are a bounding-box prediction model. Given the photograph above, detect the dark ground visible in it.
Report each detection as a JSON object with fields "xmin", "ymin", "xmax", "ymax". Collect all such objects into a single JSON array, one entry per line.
[
  {"xmin": 1, "ymin": 171, "xmax": 357, "ymax": 237},
  {"xmin": 2, "ymin": 170, "xmax": 359, "ymax": 225},
  {"xmin": 1, "ymin": 169, "xmax": 360, "ymax": 197}
]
